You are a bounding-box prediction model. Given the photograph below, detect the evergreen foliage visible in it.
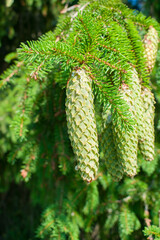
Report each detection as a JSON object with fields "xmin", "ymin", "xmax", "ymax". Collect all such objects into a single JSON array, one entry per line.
[
  {"xmin": 1, "ymin": 0, "xmax": 160, "ymax": 239},
  {"xmin": 144, "ymin": 225, "xmax": 160, "ymax": 240}
]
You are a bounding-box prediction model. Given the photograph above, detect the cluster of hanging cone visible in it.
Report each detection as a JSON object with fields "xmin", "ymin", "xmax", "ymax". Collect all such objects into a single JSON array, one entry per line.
[{"xmin": 65, "ymin": 26, "xmax": 159, "ymax": 182}]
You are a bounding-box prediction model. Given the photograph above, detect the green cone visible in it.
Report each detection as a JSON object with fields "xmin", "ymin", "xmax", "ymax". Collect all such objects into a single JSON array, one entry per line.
[
  {"xmin": 112, "ymin": 75, "xmax": 138, "ymax": 177},
  {"xmin": 128, "ymin": 70, "xmax": 155, "ymax": 161},
  {"xmin": 65, "ymin": 69, "xmax": 99, "ymax": 182},
  {"xmin": 101, "ymin": 105, "xmax": 123, "ymax": 181},
  {"xmin": 138, "ymin": 87, "xmax": 155, "ymax": 161},
  {"xmin": 143, "ymin": 26, "xmax": 159, "ymax": 74},
  {"xmin": 139, "ymin": 26, "xmax": 157, "ymax": 161},
  {"xmin": 130, "ymin": 69, "xmax": 146, "ymax": 142}
]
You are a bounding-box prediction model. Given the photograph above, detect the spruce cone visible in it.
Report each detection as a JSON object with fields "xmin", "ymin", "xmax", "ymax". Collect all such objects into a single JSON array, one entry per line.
[
  {"xmin": 128, "ymin": 70, "xmax": 155, "ymax": 161},
  {"xmin": 139, "ymin": 26, "xmax": 157, "ymax": 161},
  {"xmin": 101, "ymin": 106, "xmax": 123, "ymax": 181},
  {"xmin": 130, "ymin": 69, "xmax": 145, "ymax": 141},
  {"xmin": 143, "ymin": 26, "xmax": 159, "ymax": 74},
  {"xmin": 138, "ymin": 87, "xmax": 155, "ymax": 161},
  {"xmin": 112, "ymin": 78, "xmax": 138, "ymax": 177},
  {"xmin": 65, "ymin": 69, "xmax": 99, "ymax": 182}
]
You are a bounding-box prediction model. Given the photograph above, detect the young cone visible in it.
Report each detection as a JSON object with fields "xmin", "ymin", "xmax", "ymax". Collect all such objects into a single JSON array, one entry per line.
[
  {"xmin": 101, "ymin": 106, "xmax": 123, "ymax": 181},
  {"xmin": 130, "ymin": 69, "xmax": 145, "ymax": 141},
  {"xmin": 138, "ymin": 26, "xmax": 158, "ymax": 161},
  {"xmin": 127, "ymin": 69, "xmax": 155, "ymax": 161},
  {"xmin": 65, "ymin": 69, "xmax": 99, "ymax": 182},
  {"xmin": 112, "ymin": 71, "xmax": 139, "ymax": 177},
  {"xmin": 138, "ymin": 87, "xmax": 155, "ymax": 161},
  {"xmin": 143, "ymin": 26, "xmax": 159, "ymax": 74}
]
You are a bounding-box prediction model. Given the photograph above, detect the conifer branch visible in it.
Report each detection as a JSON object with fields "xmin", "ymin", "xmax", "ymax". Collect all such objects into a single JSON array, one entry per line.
[
  {"xmin": 144, "ymin": 203, "xmax": 153, "ymax": 240},
  {"xmin": 60, "ymin": 4, "xmax": 80, "ymax": 14},
  {"xmin": 71, "ymin": 2, "xmax": 90, "ymax": 21},
  {"xmin": 83, "ymin": 65, "xmax": 135, "ymax": 129},
  {"xmin": 39, "ymin": 220, "xmax": 55, "ymax": 236},
  {"xmin": 88, "ymin": 54, "xmax": 127, "ymax": 73},
  {"xmin": 30, "ymin": 57, "xmax": 48, "ymax": 80},
  {"xmin": 0, "ymin": 1, "xmax": 160, "ymax": 238},
  {"xmin": 144, "ymin": 225, "xmax": 160, "ymax": 239},
  {"xmin": 0, "ymin": 61, "xmax": 23, "ymax": 88},
  {"xmin": 124, "ymin": 19, "xmax": 149, "ymax": 86},
  {"xmin": 95, "ymin": 41, "xmax": 136, "ymax": 68}
]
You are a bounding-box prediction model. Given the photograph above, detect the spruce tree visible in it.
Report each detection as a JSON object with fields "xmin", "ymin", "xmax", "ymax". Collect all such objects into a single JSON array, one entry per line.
[{"xmin": 1, "ymin": 0, "xmax": 160, "ymax": 239}]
